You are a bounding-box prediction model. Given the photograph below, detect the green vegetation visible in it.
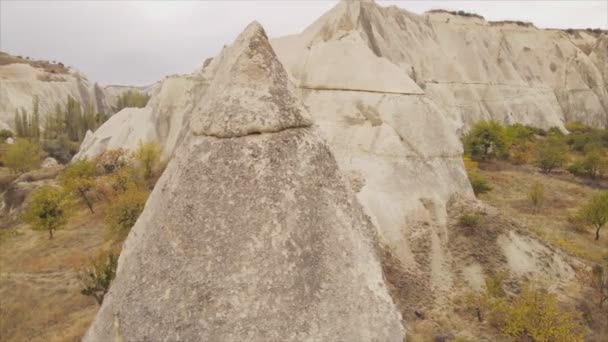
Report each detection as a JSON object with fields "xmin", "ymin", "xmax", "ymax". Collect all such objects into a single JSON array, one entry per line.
[
  {"xmin": 104, "ymin": 186, "xmax": 148, "ymax": 240},
  {"xmin": 463, "ymin": 121, "xmax": 508, "ymax": 161},
  {"xmin": 22, "ymin": 186, "xmax": 71, "ymax": 239},
  {"xmin": 578, "ymin": 192, "xmax": 608, "ymax": 240},
  {"xmin": 77, "ymin": 250, "xmax": 118, "ymax": 305},
  {"xmin": 463, "ymin": 156, "xmax": 492, "ymax": 195},
  {"xmin": 537, "ymin": 137, "xmax": 568, "ymax": 174},
  {"xmin": 467, "ymin": 276, "xmax": 584, "ymax": 342},
  {"xmin": 134, "ymin": 142, "xmax": 161, "ymax": 181},
  {"xmin": 114, "ymin": 90, "xmax": 150, "ymax": 112},
  {"xmin": 0, "ymin": 129, "xmax": 14, "ymax": 140},
  {"xmin": 60, "ymin": 158, "xmax": 97, "ymax": 213},
  {"xmin": 2, "ymin": 139, "xmax": 44, "ymax": 173},
  {"xmin": 458, "ymin": 211, "xmax": 482, "ymax": 228}
]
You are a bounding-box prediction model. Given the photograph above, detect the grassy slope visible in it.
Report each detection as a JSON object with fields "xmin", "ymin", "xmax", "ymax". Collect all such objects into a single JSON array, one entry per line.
[
  {"xmin": 478, "ymin": 162, "xmax": 607, "ymax": 263},
  {"xmin": 0, "ymin": 206, "xmax": 110, "ymax": 342}
]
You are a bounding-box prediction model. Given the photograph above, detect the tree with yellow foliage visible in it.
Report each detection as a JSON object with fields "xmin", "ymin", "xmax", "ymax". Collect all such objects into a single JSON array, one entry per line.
[{"xmin": 22, "ymin": 186, "xmax": 72, "ymax": 239}]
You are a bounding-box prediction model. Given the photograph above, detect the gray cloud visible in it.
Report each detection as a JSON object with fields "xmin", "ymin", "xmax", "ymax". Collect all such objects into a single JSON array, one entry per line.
[{"xmin": 1, "ymin": 0, "xmax": 606, "ymax": 86}]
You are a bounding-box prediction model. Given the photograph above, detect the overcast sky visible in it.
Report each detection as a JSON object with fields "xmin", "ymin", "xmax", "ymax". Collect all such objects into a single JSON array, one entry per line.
[{"xmin": 1, "ymin": 0, "xmax": 607, "ymax": 86}]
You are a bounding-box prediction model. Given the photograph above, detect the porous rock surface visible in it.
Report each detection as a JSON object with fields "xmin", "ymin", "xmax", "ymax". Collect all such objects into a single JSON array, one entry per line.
[{"xmin": 83, "ymin": 22, "xmax": 404, "ymax": 342}]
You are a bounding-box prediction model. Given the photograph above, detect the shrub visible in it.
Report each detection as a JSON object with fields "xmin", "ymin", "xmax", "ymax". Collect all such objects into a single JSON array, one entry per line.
[
  {"xmin": 569, "ymin": 149, "xmax": 607, "ymax": 179},
  {"xmin": 2, "ymin": 139, "xmax": 43, "ymax": 173},
  {"xmin": 578, "ymin": 192, "xmax": 608, "ymax": 240},
  {"xmin": 114, "ymin": 90, "xmax": 150, "ymax": 112},
  {"xmin": 21, "ymin": 186, "xmax": 71, "ymax": 239},
  {"xmin": 134, "ymin": 142, "xmax": 161, "ymax": 181},
  {"xmin": 547, "ymin": 127, "xmax": 565, "ymax": 138},
  {"xmin": 459, "ymin": 212, "xmax": 482, "ymax": 228},
  {"xmin": 0, "ymin": 129, "xmax": 13, "ymax": 140},
  {"xmin": 501, "ymin": 287, "xmax": 584, "ymax": 342},
  {"xmin": 504, "ymin": 123, "xmax": 535, "ymax": 147},
  {"xmin": 60, "ymin": 158, "xmax": 97, "ymax": 213},
  {"xmin": 77, "ymin": 250, "xmax": 118, "ymax": 305},
  {"xmin": 463, "ymin": 121, "xmax": 508, "ymax": 161},
  {"xmin": 463, "ymin": 156, "xmax": 492, "ymax": 195},
  {"xmin": 509, "ymin": 141, "xmax": 536, "ymax": 165},
  {"xmin": 566, "ymin": 121, "xmax": 592, "ymax": 134},
  {"xmin": 95, "ymin": 148, "xmax": 131, "ymax": 175},
  {"xmin": 41, "ymin": 135, "xmax": 80, "ymax": 164},
  {"xmin": 537, "ymin": 137, "xmax": 568, "ymax": 174},
  {"xmin": 527, "ymin": 181, "xmax": 545, "ymax": 213},
  {"xmin": 105, "ymin": 186, "xmax": 148, "ymax": 240}
]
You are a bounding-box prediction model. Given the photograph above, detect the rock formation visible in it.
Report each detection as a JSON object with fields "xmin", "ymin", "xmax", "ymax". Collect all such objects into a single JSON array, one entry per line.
[
  {"xmin": 73, "ymin": 0, "xmax": 599, "ymax": 295},
  {"xmin": 273, "ymin": 1, "xmax": 607, "ymax": 130},
  {"xmin": 0, "ymin": 52, "xmax": 111, "ymax": 128},
  {"xmin": 269, "ymin": 0, "xmax": 601, "ymax": 293},
  {"xmin": 83, "ymin": 22, "xmax": 404, "ymax": 341}
]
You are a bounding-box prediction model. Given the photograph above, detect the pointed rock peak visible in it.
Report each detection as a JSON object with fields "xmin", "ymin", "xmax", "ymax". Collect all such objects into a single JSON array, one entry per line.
[{"xmin": 191, "ymin": 21, "xmax": 312, "ymax": 138}]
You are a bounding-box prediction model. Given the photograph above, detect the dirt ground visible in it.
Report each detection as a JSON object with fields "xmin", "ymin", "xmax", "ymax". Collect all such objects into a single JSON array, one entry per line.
[
  {"xmin": 477, "ymin": 162, "xmax": 607, "ymax": 263},
  {"xmin": 0, "ymin": 206, "xmax": 110, "ymax": 342}
]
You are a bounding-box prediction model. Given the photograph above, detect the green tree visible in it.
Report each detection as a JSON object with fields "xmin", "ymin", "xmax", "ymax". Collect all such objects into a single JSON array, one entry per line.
[
  {"xmin": 537, "ymin": 137, "xmax": 568, "ymax": 174},
  {"xmin": 2, "ymin": 139, "xmax": 43, "ymax": 173},
  {"xmin": 22, "ymin": 186, "xmax": 71, "ymax": 239},
  {"xmin": 463, "ymin": 121, "xmax": 508, "ymax": 161},
  {"xmin": 0, "ymin": 129, "xmax": 13, "ymax": 140},
  {"xmin": 13, "ymin": 109, "xmax": 23, "ymax": 137},
  {"xmin": 77, "ymin": 250, "xmax": 118, "ymax": 305},
  {"xmin": 578, "ymin": 192, "xmax": 608, "ymax": 240},
  {"xmin": 581, "ymin": 148, "xmax": 607, "ymax": 179},
  {"xmin": 30, "ymin": 96, "xmax": 41, "ymax": 139},
  {"xmin": 105, "ymin": 186, "xmax": 148, "ymax": 240},
  {"xmin": 20, "ymin": 108, "xmax": 29, "ymax": 138},
  {"xmin": 60, "ymin": 158, "xmax": 97, "ymax": 213},
  {"xmin": 134, "ymin": 142, "xmax": 161, "ymax": 181}
]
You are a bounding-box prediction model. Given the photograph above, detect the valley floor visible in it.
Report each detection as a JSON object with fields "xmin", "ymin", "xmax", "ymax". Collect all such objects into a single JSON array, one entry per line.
[
  {"xmin": 0, "ymin": 161, "xmax": 606, "ymax": 341},
  {"xmin": 0, "ymin": 207, "xmax": 108, "ymax": 342}
]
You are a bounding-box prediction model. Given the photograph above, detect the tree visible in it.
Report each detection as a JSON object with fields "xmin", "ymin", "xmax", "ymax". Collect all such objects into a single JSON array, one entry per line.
[
  {"xmin": 22, "ymin": 186, "xmax": 71, "ymax": 239},
  {"xmin": 578, "ymin": 192, "xmax": 608, "ymax": 240},
  {"xmin": 463, "ymin": 121, "xmax": 508, "ymax": 161},
  {"xmin": 20, "ymin": 108, "xmax": 29, "ymax": 137},
  {"xmin": 0, "ymin": 129, "xmax": 13, "ymax": 140},
  {"xmin": 30, "ymin": 96, "xmax": 41, "ymax": 139},
  {"xmin": 134, "ymin": 142, "xmax": 161, "ymax": 181},
  {"xmin": 77, "ymin": 250, "xmax": 118, "ymax": 305},
  {"xmin": 537, "ymin": 137, "xmax": 568, "ymax": 174},
  {"xmin": 2, "ymin": 139, "xmax": 43, "ymax": 173},
  {"xmin": 13, "ymin": 109, "xmax": 23, "ymax": 137},
  {"xmin": 61, "ymin": 158, "xmax": 97, "ymax": 213},
  {"xmin": 580, "ymin": 148, "xmax": 607, "ymax": 179},
  {"xmin": 528, "ymin": 181, "xmax": 545, "ymax": 214},
  {"xmin": 105, "ymin": 186, "xmax": 148, "ymax": 240}
]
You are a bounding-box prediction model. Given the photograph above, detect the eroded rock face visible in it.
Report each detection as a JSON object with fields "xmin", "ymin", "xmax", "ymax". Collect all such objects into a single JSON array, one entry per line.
[
  {"xmin": 0, "ymin": 53, "xmax": 111, "ymax": 128},
  {"xmin": 83, "ymin": 22, "xmax": 404, "ymax": 342},
  {"xmin": 273, "ymin": 0, "xmax": 607, "ymax": 130},
  {"xmin": 270, "ymin": 0, "xmax": 606, "ymax": 294}
]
